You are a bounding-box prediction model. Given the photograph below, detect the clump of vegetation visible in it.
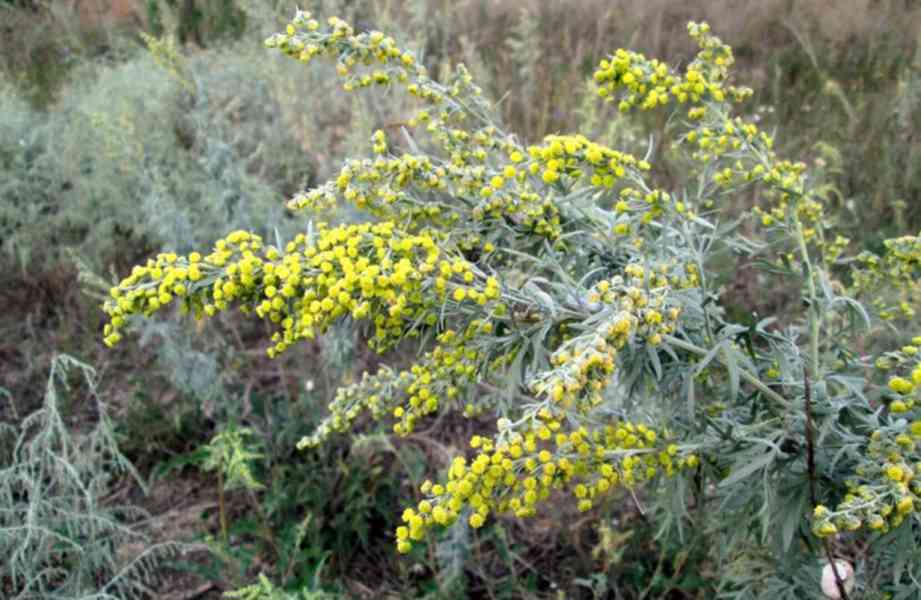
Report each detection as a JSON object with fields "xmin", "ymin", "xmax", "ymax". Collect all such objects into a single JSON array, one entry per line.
[
  {"xmin": 0, "ymin": 43, "xmax": 310, "ymax": 271},
  {"xmin": 0, "ymin": 354, "xmax": 179, "ymax": 599},
  {"xmin": 100, "ymin": 9, "xmax": 921, "ymax": 599}
]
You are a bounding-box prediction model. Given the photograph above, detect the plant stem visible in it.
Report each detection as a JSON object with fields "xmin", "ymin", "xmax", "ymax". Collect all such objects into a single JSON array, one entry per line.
[
  {"xmin": 663, "ymin": 334, "xmax": 791, "ymax": 409},
  {"xmin": 792, "ymin": 212, "xmax": 821, "ymax": 381},
  {"xmin": 217, "ymin": 467, "xmax": 228, "ymax": 546},
  {"xmin": 803, "ymin": 366, "xmax": 818, "ymax": 506},
  {"xmin": 804, "ymin": 309, "xmax": 849, "ymax": 600}
]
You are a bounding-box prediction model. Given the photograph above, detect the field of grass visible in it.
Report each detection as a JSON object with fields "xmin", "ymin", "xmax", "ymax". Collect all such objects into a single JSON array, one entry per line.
[{"xmin": 1, "ymin": 1, "xmax": 919, "ymax": 598}]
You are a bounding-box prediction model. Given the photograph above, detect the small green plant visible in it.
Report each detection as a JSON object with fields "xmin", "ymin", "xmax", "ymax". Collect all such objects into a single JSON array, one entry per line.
[
  {"xmin": 102, "ymin": 10, "xmax": 921, "ymax": 598},
  {"xmin": 201, "ymin": 424, "xmax": 265, "ymax": 545},
  {"xmin": 0, "ymin": 354, "xmax": 178, "ymax": 599},
  {"xmin": 225, "ymin": 572, "xmax": 336, "ymax": 600}
]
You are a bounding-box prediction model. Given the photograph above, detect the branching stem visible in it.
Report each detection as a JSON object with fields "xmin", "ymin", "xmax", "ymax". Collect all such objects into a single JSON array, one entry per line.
[{"xmin": 663, "ymin": 334, "xmax": 791, "ymax": 409}]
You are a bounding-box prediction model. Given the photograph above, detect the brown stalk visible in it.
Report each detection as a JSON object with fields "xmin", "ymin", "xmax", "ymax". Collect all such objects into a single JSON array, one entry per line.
[
  {"xmin": 804, "ymin": 366, "xmax": 850, "ymax": 600},
  {"xmin": 217, "ymin": 467, "xmax": 228, "ymax": 546}
]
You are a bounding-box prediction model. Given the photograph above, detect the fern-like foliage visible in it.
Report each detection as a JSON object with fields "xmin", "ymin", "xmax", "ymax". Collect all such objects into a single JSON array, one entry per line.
[
  {"xmin": 0, "ymin": 354, "xmax": 180, "ymax": 599},
  {"xmin": 225, "ymin": 573, "xmax": 336, "ymax": 600}
]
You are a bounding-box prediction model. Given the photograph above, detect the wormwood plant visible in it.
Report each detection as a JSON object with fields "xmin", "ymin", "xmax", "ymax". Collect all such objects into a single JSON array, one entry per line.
[
  {"xmin": 102, "ymin": 11, "xmax": 921, "ymax": 597},
  {"xmin": 0, "ymin": 355, "xmax": 178, "ymax": 599}
]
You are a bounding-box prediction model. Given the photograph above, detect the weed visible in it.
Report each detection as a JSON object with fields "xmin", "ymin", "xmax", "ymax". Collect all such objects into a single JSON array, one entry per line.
[{"xmin": 0, "ymin": 354, "xmax": 179, "ymax": 599}]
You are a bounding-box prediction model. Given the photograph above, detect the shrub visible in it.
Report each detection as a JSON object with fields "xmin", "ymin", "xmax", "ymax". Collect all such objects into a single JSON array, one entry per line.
[
  {"xmin": 101, "ymin": 10, "xmax": 921, "ymax": 598},
  {"xmin": 1, "ymin": 21, "xmax": 377, "ymax": 272}
]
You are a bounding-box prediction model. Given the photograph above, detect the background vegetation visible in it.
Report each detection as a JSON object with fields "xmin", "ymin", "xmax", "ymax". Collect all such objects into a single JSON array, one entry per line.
[{"xmin": 1, "ymin": 0, "xmax": 919, "ymax": 597}]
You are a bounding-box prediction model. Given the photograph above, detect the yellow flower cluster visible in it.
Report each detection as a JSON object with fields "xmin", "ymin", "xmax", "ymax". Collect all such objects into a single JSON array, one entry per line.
[
  {"xmin": 679, "ymin": 104, "xmax": 831, "ymax": 241},
  {"xmin": 298, "ymin": 311, "xmax": 505, "ymax": 449},
  {"xmin": 530, "ymin": 271, "xmax": 681, "ymax": 411},
  {"xmin": 271, "ymin": 14, "xmax": 746, "ymax": 256},
  {"xmin": 270, "ymin": 14, "xmax": 733, "ymax": 251},
  {"xmin": 297, "ymin": 364, "xmax": 407, "ymax": 449},
  {"xmin": 524, "ymin": 134, "xmax": 648, "ymax": 190},
  {"xmin": 686, "ymin": 118, "xmax": 774, "ymax": 166},
  {"xmin": 266, "ymin": 10, "xmax": 492, "ymax": 144},
  {"xmin": 590, "ymin": 19, "xmax": 839, "ymax": 255},
  {"xmin": 813, "ymin": 350, "xmax": 921, "ymax": 537},
  {"xmin": 289, "ymin": 146, "xmax": 561, "ymax": 242},
  {"xmin": 821, "ymin": 234, "xmax": 852, "ymax": 265},
  {"xmin": 814, "ymin": 426, "xmax": 921, "ymax": 536},
  {"xmin": 852, "ymin": 232, "xmax": 921, "ymax": 320},
  {"xmin": 887, "ymin": 365, "xmax": 921, "ymax": 414},
  {"xmin": 266, "ymin": 12, "xmax": 566, "ymax": 244},
  {"xmin": 408, "ymin": 81, "xmax": 506, "ymax": 154},
  {"xmin": 874, "ymin": 337, "xmax": 921, "ymax": 372},
  {"xmin": 103, "ymin": 222, "xmax": 496, "ymax": 356},
  {"xmin": 389, "ymin": 264, "xmax": 689, "ymax": 552},
  {"xmin": 266, "ymin": 13, "xmax": 421, "ymax": 89},
  {"xmin": 613, "ymin": 187, "xmax": 691, "ymax": 237},
  {"xmin": 396, "ymin": 413, "xmax": 697, "ymax": 553},
  {"xmin": 593, "ymin": 22, "xmax": 751, "ymax": 113}
]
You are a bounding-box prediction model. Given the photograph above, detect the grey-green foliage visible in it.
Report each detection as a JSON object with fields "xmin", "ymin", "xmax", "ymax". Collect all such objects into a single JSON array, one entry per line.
[
  {"xmin": 0, "ymin": 0, "xmax": 490, "ymax": 274},
  {"xmin": 0, "ymin": 40, "xmax": 315, "ymax": 270},
  {"xmin": 0, "ymin": 75, "xmax": 50, "ymax": 268},
  {"xmin": 137, "ymin": 320, "xmax": 229, "ymax": 412},
  {"xmin": 0, "ymin": 354, "xmax": 179, "ymax": 599},
  {"xmin": 58, "ymin": 48, "xmax": 299, "ymax": 253}
]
